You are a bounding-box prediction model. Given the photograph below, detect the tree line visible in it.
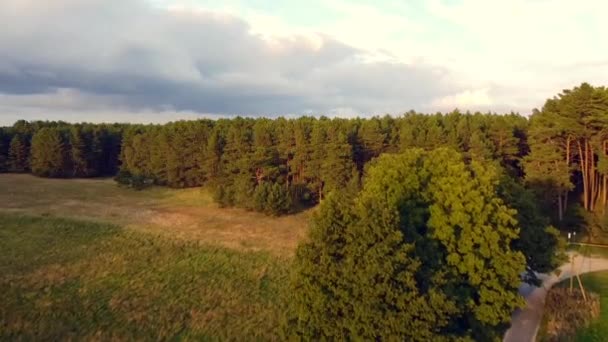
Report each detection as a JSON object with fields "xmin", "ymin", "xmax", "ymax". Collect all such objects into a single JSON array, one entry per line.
[
  {"xmin": 113, "ymin": 112, "xmax": 531, "ymax": 218},
  {"xmin": 1, "ymin": 83, "xmax": 607, "ymax": 224},
  {"xmin": 0, "ymin": 112, "xmax": 529, "ymax": 216},
  {"xmin": 0, "ymin": 121, "xmax": 122, "ymax": 178}
]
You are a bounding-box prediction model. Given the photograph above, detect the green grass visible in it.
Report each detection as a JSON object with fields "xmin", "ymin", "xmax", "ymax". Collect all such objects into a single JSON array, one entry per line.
[
  {"xmin": 571, "ymin": 272, "xmax": 608, "ymax": 341},
  {"xmin": 0, "ymin": 174, "xmax": 310, "ymax": 256},
  {"xmin": 0, "ymin": 213, "xmax": 290, "ymax": 340},
  {"xmin": 568, "ymin": 244, "xmax": 608, "ymax": 259}
]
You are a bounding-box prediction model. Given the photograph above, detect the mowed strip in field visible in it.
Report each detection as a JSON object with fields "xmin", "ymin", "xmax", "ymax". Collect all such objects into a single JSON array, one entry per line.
[
  {"xmin": 0, "ymin": 174, "xmax": 311, "ymax": 256},
  {"xmin": 0, "ymin": 174, "xmax": 312, "ymax": 339}
]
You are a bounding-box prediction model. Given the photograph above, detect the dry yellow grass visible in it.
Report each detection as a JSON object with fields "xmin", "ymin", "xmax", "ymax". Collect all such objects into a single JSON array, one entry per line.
[{"xmin": 0, "ymin": 174, "xmax": 311, "ymax": 256}]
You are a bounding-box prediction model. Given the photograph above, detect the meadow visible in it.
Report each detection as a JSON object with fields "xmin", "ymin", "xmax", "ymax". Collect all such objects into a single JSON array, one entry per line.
[{"xmin": 0, "ymin": 174, "xmax": 310, "ymax": 340}]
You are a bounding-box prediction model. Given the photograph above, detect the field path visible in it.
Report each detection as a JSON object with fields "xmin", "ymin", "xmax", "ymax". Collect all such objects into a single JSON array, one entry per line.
[{"xmin": 503, "ymin": 253, "xmax": 608, "ymax": 342}]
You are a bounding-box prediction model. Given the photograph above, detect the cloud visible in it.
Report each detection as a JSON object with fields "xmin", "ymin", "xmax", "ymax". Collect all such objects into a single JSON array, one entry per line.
[
  {"xmin": 431, "ymin": 88, "xmax": 493, "ymax": 110},
  {"xmin": 0, "ymin": 88, "xmax": 224, "ymax": 124},
  {"xmin": 3, "ymin": 0, "xmax": 604, "ymax": 125},
  {"xmin": 0, "ymin": 0, "xmax": 459, "ymax": 125}
]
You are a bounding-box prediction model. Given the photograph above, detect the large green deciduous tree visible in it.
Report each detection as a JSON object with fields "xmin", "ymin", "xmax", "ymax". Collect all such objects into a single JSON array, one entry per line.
[{"xmin": 287, "ymin": 148, "xmax": 526, "ymax": 341}]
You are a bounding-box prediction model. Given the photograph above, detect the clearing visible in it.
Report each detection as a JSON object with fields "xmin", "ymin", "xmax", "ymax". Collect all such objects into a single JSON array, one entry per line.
[{"xmin": 0, "ymin": 174, "xmax": 311, "ymax": 256}]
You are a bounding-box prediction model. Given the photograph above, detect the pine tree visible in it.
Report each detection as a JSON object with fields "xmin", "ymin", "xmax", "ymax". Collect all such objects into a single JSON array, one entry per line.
[
  {"xmin": 149, "ymin": 129, "xmax": 170, "ymax": 185},
  {"xmin": 30, "ymin": 128, "xmax": 68, "ymax": 177},
  {"xmin": 251, "ymin": 119, "xmax": 279, "ymax": 185},
  {"xmin": 524, "ymin": 83, "xmax": 608, "ymax": 221},
  {"xmin": 322, "ymin": 128, "xmax": 354, "ymax": 196},
  {"xmin": 165, "ymin": 122, "xmax": 209, "ymax": 188},
  {"xmin": 308, "ymin": 120, "xmax": 327, "ymax": 200},
  {"xmin": 285, "ymin": 191, "xmax": 357, "ymax": 340},
  {"xmin": 8, "ymin": 134, "xmax": 29, "ymax": 173},
  {"xmin": 468, "ymin": 131, "xmax": 495, "ymax": 161},
  {"xmin": 201, "ymin": 126, "xmax": 224, "ymax": 186},
  {"xmin": 356, "ymin": 117, "xmax": 386, "ymax": 166},
  {"xmin": 69, "ymin": 126, "xmax": 91, "ymax": 177},
  {"xmin": 0, "ymin": 130, "xmax": 10, "ymax": 172},
  {"xmin": 289, "ymin": 118, "xmax": 313, "ymax": 201}
]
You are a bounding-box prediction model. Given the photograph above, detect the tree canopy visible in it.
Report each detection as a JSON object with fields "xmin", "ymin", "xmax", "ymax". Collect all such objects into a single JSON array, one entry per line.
[
  {"xmin": 286, "ymin": 148, "xmax": 527, "ymax": 341},
  {"xmin": 525, "ymin": 83, "xmax": 608, "ymax": 237}
]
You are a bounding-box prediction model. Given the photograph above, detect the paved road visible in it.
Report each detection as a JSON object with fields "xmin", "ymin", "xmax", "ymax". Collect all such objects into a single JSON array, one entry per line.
[{"xmin": 503, "ymin": 254, "xmax": 608, "ymax": 342}]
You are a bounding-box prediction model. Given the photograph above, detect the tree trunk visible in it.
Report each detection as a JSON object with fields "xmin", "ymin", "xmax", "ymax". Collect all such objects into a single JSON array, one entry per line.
[
  {"xmin": 602, "ymin": 175, "xmax": 606, "ymax": 214},
  {"xmin": 578, "ymin": 140, "xmax": 588, "ymax": 210}
]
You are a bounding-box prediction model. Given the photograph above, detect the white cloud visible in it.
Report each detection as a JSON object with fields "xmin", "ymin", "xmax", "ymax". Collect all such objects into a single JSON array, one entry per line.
[
  {"xmin": 0, "ymin": 0, "xmax": 460, "ymax": 124},
  {"xmin": 0, "ymin": 88, "xmax": 221, "ymax": 125},
  {"xmin": 430, "ymin": 88, "xmax": 493, "ymax": 110},
  {"xmin": 0, "ymin": 0, "xmax": 606, "ymax": 124}
]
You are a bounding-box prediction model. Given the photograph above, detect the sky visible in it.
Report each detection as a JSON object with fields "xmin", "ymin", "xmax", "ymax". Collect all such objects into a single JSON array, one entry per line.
[{"xmin": 0, "ymin": 0, "xmax": 606, "ymax": 125}]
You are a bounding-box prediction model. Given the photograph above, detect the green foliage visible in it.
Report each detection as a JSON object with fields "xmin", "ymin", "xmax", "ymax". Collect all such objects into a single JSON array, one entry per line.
[
  {"xmin": 0, "ymin": 129, "xmax": 10, "ymax": 172},
  {"xmin": 114, "ymin": 170, "xmax": 153, "ymax": 190},
  {"xmin": 69, "ymin": 127, "xmax": 94, "ymax": 177},
  {"xmin": 8, "ymin": 134, "xmax": 29, "ymax": 172},
  {"xmin": 498, "ymin": 175, "xmax": 567, "ymax": 285},
  {"xmin": 30, "ymin": 128, "xmax": 68, "ymax": 177},
  {"xmin": 287, "ymin": 148, "xmax": 526, "ymax": 340},
  {"xmin": 265, "ymin": 183, "xmax": 292, "ymax": 216},
  {"xmin": 0, "ymin": 108, "xmax": 554, "ymax": 218},
  {"xmin": 525, "ymin": 83, "xmax": 608, "ymax": 227}
]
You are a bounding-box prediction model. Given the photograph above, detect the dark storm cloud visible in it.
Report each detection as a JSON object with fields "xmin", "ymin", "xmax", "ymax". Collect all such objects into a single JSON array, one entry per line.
[{"xmin": 0, "ymin": 0, "xmax": 457, "ymax": 119}]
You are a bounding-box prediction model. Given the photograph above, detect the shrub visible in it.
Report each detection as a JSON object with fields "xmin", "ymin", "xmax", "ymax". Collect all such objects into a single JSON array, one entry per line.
[
  {"xmin": 252, "ymin": 182, "xmax": 292, "ymax": 216},
  {"xmin": 114, "ymin": 170, "xmax": 153, "ymax": 190},
  {"xmin": 542, "ymin": 287, "xmax": 600, "ymax": 341},
  {"xmin": 265, "ymin": 183, "xmax": 291, "ymax": 216},
  {"xmin": 253, "ymin": 182, "xmax": 271, "ymax": 212}
]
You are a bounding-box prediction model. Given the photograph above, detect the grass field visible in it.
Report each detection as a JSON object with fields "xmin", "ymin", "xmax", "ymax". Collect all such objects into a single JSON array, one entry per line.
[
  {"xmin": 0, "ymin": 174, "xmax": 310, "ymax": 256},
  {"xmin": 0, "ymin": 174, "xmax": 310, "ymax": 340}
]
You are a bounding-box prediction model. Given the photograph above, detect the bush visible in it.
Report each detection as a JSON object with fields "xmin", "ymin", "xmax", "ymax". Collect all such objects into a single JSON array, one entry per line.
[
  {"xmin": 114, "ymin": 170, "xmax": 153, "ymax": 190},
  {"xmin": 252, "ymin": 182, "xmax": 292, "ymax": 216},
  {"xmin": 542, "ymin": 287, "xmax": 600, "ymax": 341},
  {"xmin": 265, "ymin": 183, "xmax": 291, "ymax": 216},
  {"xmin": 253, "ymin": 182, "xmax": 271, "ymax": 212},
  {"xmin": 232, "ymin": 175, "xmax": 255, "ymax": 209}
]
